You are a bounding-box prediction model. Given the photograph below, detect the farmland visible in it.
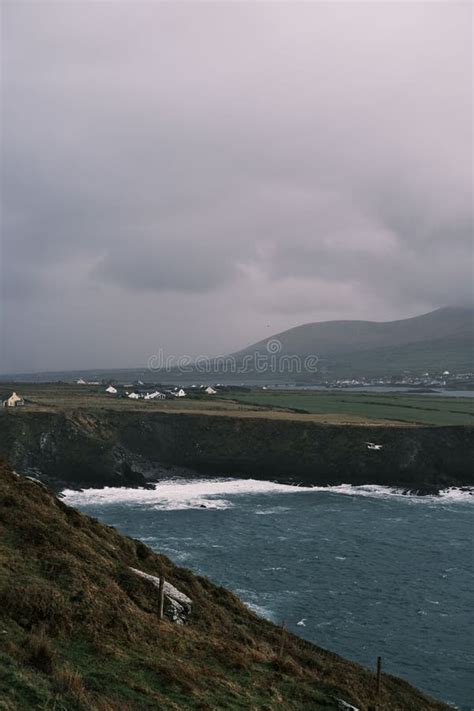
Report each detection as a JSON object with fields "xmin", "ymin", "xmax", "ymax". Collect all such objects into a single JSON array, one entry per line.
[
  {"xmin": 219, "ymin": 390, "xmax": 474, "ymax": 426},
  {"xmin": 0, "ymin": 383, "xmax": 473, "ymax": 426}
]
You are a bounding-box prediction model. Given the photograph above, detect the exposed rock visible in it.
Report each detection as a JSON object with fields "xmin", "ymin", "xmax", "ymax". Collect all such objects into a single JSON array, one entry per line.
[
  {"xmin": 112, "ymin": 445, "xmax": 199, "ymax": 482},
  {"xmin": 337, "ymin": 700, "xmax": 360, "ymax": 710},
  {"xmin": 129, "ymin": 567, "xmax": 192, "ymax": 624}
]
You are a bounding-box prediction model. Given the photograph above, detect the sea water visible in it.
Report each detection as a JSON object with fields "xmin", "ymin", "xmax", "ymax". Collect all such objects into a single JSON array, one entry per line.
[{"xmin": 63, "ymin": 480, "xmax": 473, "ymax": 710}]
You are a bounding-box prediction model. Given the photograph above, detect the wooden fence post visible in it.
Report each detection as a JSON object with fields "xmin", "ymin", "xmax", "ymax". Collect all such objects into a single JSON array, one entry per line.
[
  {"xmin": 278, "ymin": 622, "xmax": 287, "ymax": 660},
  {"xmin": 158, "ymin": 574, "xmax": 165, "ymax": 621},
  {"xmin": 376, "ymin": 655, "xmax": 382, "ymax": 697}
]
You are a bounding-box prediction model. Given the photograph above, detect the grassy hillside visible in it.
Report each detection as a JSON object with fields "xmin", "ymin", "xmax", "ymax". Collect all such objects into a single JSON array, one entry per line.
[
  {"xmin": 0, "ymin": 461, "xmax": 449, "ymax": 710},
  {"xmin": 319, "ymin": 334, "xmax": 474, "ymax": 377},
  {"xmin": 227, "ymin": 307, "xmax": 474, "ymax": 378},
  {"xmin": 235, "ymin": 307, "xmax": 473, "ymax": 358}
]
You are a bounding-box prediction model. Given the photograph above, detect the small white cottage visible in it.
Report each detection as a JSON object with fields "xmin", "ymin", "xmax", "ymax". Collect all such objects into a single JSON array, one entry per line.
[
  {"xmin": 128, "ymin": 392, "xmax": 141, "ymax": 400},
  {"xmin": 205, "ymin": 386, "xmax": 217, "ymax": 395},
  {"xmin": 144, "ymin": 391, "xmax": 166, "ymax": 400},
  {"xmin": 105, "ymin": 385, "xmax": 118, "ymax": 394},
  {"xmin": 176, "ymin": 388, "xmax": 186, "ymax": 397},
  {"xmin": 3, "ymin": 392, "xmax": 25, "ymax": 407}
]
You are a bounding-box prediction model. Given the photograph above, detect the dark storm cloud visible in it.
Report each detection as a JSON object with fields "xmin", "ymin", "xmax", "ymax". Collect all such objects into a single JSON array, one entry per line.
[{"xmin": 1, "ymin": 1, "xmax": 472, "ymax": 371}]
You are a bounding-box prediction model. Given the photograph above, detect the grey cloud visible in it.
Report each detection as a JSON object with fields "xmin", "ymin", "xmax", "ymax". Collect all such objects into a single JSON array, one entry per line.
[
  {"xmin": 96, "ymin": 241, "xmax": 234, "ymax": 294},
  {"xmin": 1, "ymin": 1, "xmax": 472, "ymax": 371}
]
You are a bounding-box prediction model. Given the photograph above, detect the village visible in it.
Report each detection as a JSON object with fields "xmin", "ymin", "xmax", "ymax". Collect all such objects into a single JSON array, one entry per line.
[
  {"xmin": 2, "ymin": 368, "xmax": 473, "ymax": 411},
  {"xmin": 1, "ymin": 382, "xmax": 220, "ymax": 408},
  {"xmin": 321, "ymin": 370, "xmax": 474, "ymax": 390},
  {"xmin": 97, "ymin": 382, "xmax": 219, "ymax": 401}
]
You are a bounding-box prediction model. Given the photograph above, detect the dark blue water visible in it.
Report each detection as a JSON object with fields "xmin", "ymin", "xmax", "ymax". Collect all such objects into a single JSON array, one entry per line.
[{"xmin": 63, "ymin": 481, "xmax": 473, "ymax": 709}]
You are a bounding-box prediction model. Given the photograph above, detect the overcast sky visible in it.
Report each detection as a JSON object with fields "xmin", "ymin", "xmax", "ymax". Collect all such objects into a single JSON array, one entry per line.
[{"xmin": 1, "ymin": 1, "xmax": 472, "ymax": 373}]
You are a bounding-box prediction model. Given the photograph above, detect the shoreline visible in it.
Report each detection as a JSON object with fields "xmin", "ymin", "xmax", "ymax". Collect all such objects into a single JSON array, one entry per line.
[
  {"xmin": 1, "ymin": 408, "xmax": 473, "ymax": 493},
  {"xmin": 58, "ymin": 476, "xmax": 474, "ymax": 500}
]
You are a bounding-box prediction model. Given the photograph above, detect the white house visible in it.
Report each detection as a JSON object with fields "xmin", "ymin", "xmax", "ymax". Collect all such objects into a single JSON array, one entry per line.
[
  {"xmin": 144, "ymin": 391, "xmax": 166, "ymax": 400},
  {"xmin": 205, "ymin": 386, "xmax": 217, "ymax": 395},
  {"xmin": 128, "ymin": 392, "xmax": 141, "ymax": 400},
  {"xmin": 176, "ymin": 388, "xmax": 186, "ymax": 397},
  {"xmin": 105, "ymin": 385, "xmax": 118, "ymax": 394},
  {"xmin": 76, "ymin": 378, "xmax": 87, "ymax": 385},
  {"xmin": 3, "ymin": 392, "xmax": 25, "ymax": 407}
]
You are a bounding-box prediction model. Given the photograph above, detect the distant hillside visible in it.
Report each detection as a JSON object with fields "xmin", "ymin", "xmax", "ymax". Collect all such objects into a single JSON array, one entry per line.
[
  {"xmin": 235, "ymin": 307, "xmax": 473, "ymax": 357},
  {"xmin": 233, "ymin": 307, "xmax": 474, "ymax": 378},
  {"xmin": 0, "ymin": 461, "xmax": 448, "ymax": 709},
  {"xmin": 319, "ymin": 334, "xmax": 474, "ymax": 378}
]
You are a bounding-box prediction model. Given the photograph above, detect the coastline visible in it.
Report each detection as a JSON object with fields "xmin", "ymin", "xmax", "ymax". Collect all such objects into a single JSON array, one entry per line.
[{"xmin": 0, "ymin": 408, "xmax": 473, "ymax": 493}]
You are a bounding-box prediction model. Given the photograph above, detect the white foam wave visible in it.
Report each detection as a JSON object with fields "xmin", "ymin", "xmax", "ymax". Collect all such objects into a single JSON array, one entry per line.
[
  {"xmin": 61, "ymin": 477, "xmax": 314, "ymax": 511},
  {"xmin": 436, "ymin": 487, "xmax": 474, "ymax": 502},
  {"xmin": 61, "ymin": 478, "xmax": 474, "ymax": 509},
  {"xmin": 153, "ymin": 497, "xmax": 232, "ymax": 511},
  {"xmin": 242, "ymin": 601, "xmax": 275, "ymax": 620},
  {"xmin": 302, "ymin": 483, "xmax": 474, "ymax": 503},
  {"xmin": 255, "ymin": 506, "xmax": 290, "ymax": 515}
]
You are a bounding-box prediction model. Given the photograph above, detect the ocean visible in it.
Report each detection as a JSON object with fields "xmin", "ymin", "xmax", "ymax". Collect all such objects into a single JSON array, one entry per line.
[{"xmin": 62, "ymin": 480, "xmax": 473, "ymax": 710}]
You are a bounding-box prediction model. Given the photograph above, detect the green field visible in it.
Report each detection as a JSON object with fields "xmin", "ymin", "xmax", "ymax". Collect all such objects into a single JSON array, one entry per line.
[
  {"xmin": 221, "ymin": 391, "xmax": 474, "ymax": 426},
  {"xmin": 1, "ymin": 383, "xmax": 473, "ymax": 426}
]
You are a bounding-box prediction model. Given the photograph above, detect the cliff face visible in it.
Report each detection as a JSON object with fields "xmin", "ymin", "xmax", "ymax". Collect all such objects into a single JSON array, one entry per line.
[{"xmin": 0, "ymin": 409, "xmax": 472, "ymax": 491}]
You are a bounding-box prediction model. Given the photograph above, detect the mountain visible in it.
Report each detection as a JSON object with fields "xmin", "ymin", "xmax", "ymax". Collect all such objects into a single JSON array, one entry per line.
[
  {"xmin": 0, "ymin": 460, "xmax": 448, "ymax": 710},
  {"xmin": 235, "ymin": 307, "xmax": 473, "ymax": 358},
  {"xmin": 233, "ymin": 307, "xmax": 474, "ymax": 378}
]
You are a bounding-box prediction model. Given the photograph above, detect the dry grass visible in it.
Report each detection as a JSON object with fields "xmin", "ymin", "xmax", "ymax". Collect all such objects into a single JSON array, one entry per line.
[
  {"xmin": 51, "ymin": 663, "xmax": 88, "ymax": 702},
  {"xmin": 0, "ymin": 460, "xmax": 450, "ymax": 710}
]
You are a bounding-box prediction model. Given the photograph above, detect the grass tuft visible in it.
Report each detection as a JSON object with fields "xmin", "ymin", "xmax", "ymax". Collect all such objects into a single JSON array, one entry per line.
[{"xmin": 23, "ymin": 631, "xmax": 57, "ymax": 674}]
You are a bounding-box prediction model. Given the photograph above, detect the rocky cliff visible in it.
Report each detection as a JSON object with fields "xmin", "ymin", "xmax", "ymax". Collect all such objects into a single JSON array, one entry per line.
[{"xmin": 0, "ymin": 409, "xmax": 472, "ymax": 492}]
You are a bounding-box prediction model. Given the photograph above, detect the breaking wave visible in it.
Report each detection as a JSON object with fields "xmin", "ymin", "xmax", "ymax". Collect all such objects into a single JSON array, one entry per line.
[
  {"xmin": 305, "ymin": 484, "xmax": 474, "ymax": 503},
  {"xmin": 61, "ymin": 478, "xmax": 473, "ymax": 510},
  {"xmin": 61, "ymin": 478, "xmax": 314, "ymax": 511}
]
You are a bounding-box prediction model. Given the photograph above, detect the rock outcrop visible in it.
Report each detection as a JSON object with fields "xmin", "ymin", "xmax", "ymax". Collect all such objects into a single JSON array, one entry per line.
[{"xmin": 129, "ymin": 567, "xmax": 192, "ymax": 624}]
